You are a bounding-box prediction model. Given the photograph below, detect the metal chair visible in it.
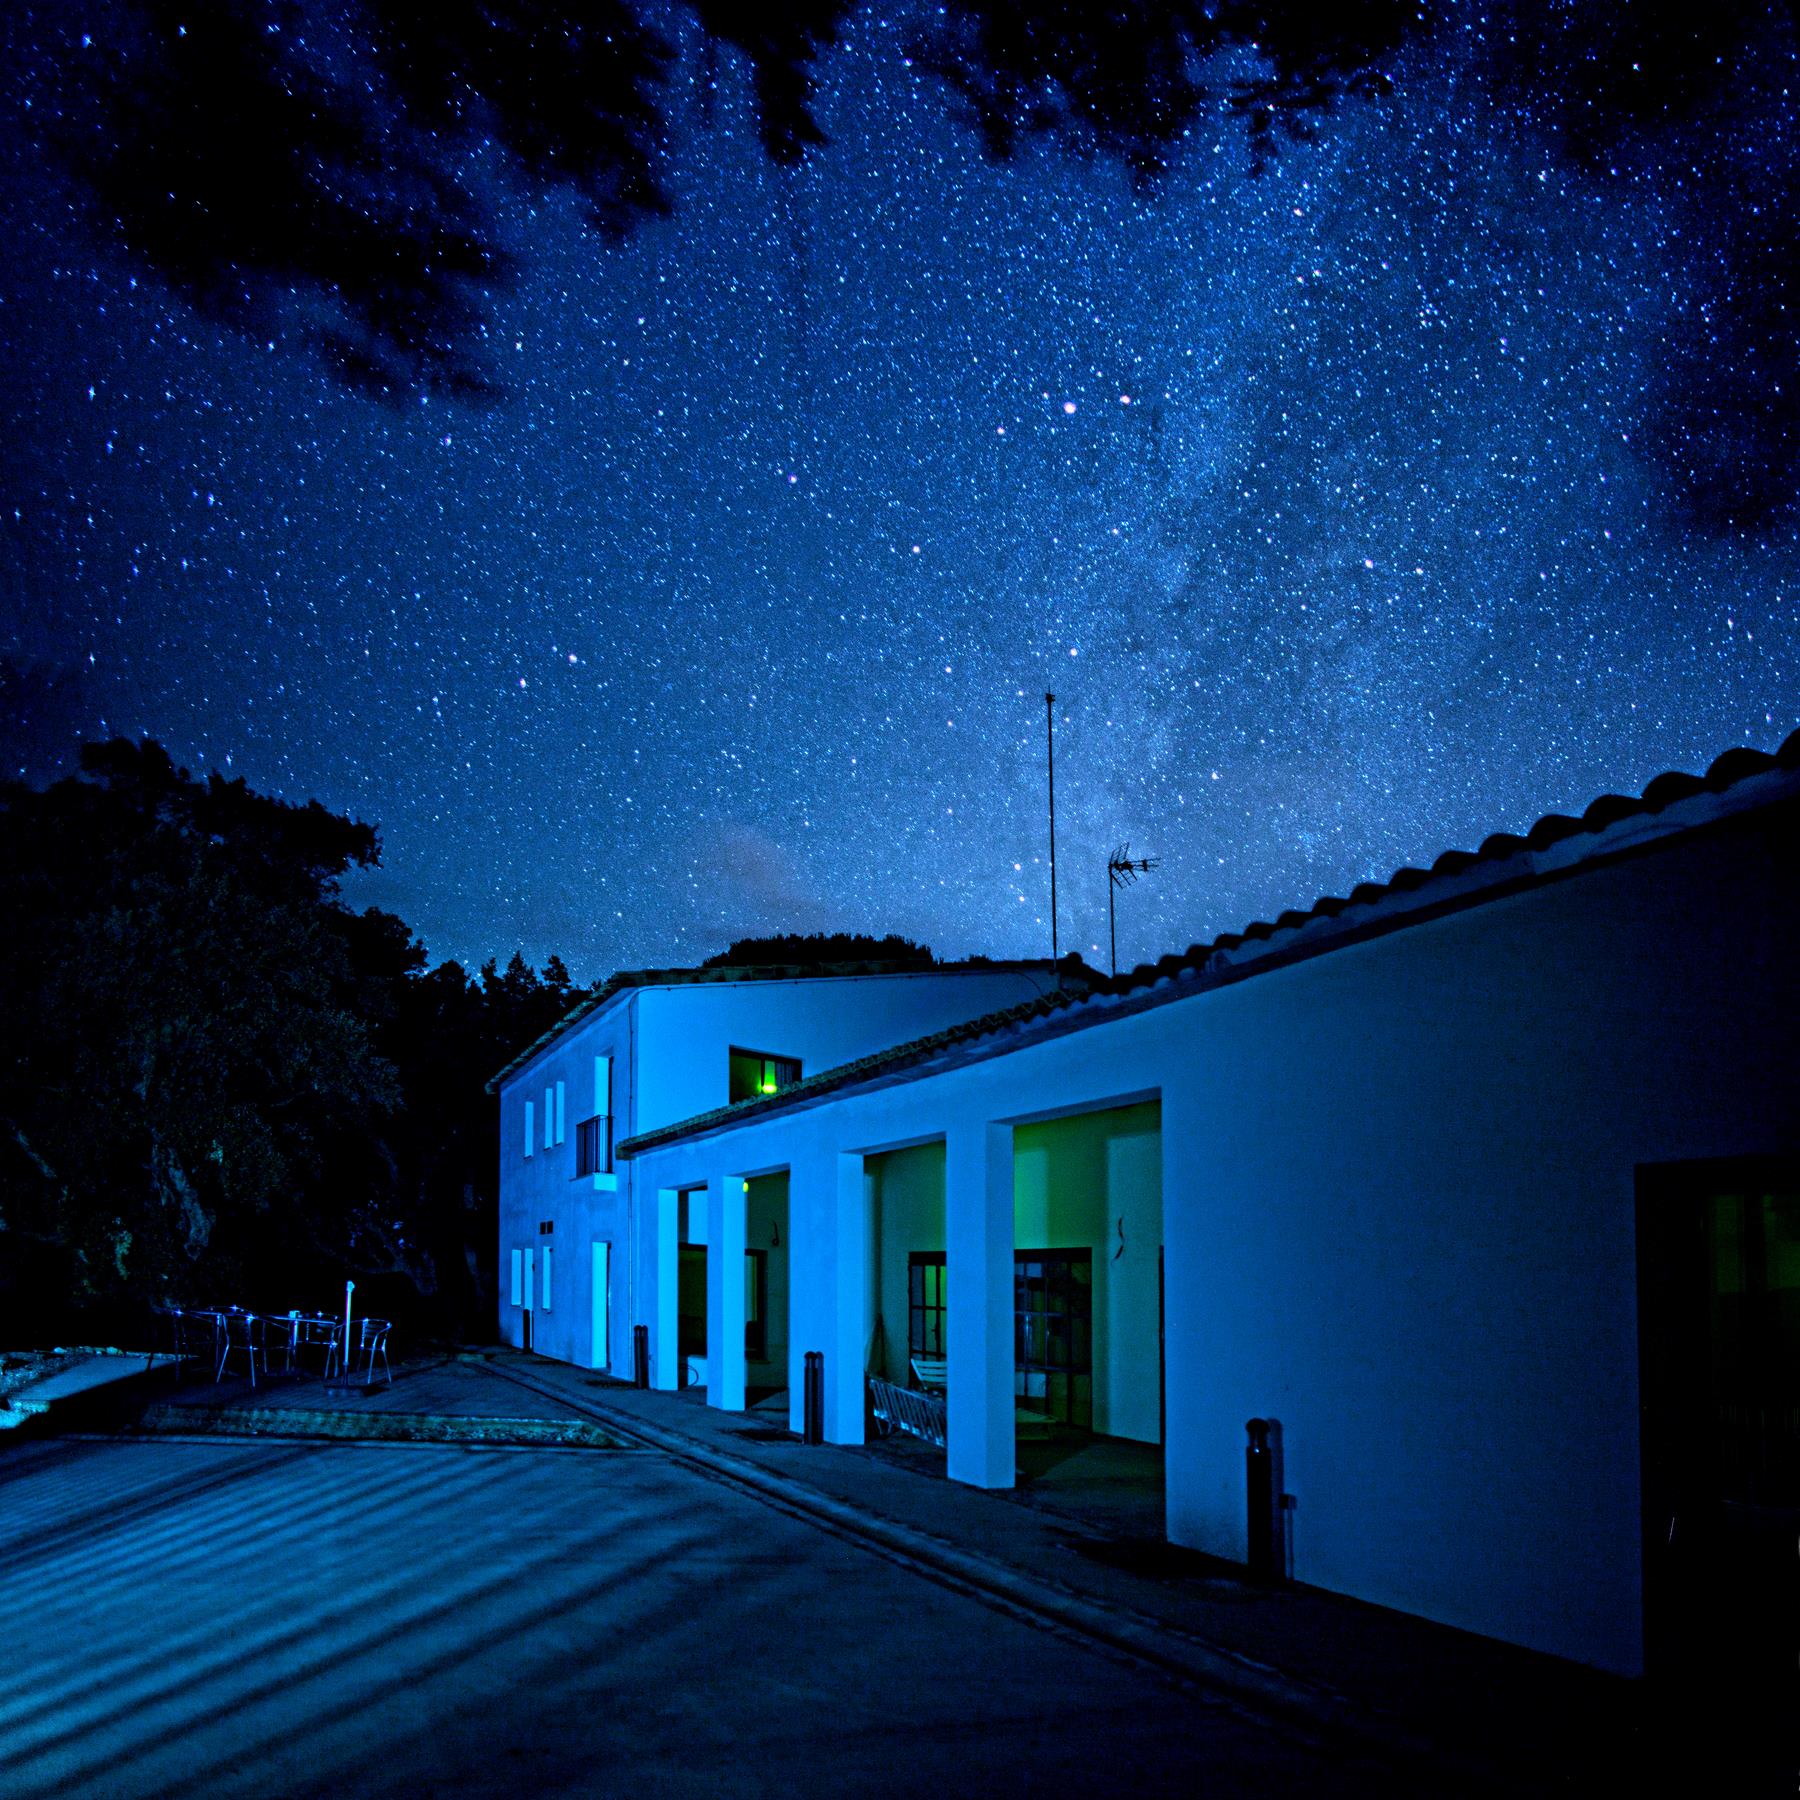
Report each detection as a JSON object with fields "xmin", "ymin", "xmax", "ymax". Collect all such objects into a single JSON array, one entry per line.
[
  {"xmin": 146, "ymin": 1304, "xmax": 192, "ymax": 1381},
  {"xmin": 214, "ymin": 1310, "xmax": 267, "ymax": 1387},
  {"xmin": 323, "ymin": 1316, "xmax": 392, "ymax": 1390},
  {"xmin": 190, "ymin": 1308, "xmax": 229, "ymax": 1373},
  {"xmin": 356, "ymin": 1318, "xmax": 393, "ymax": 1389},
  {"xmin": 869, "ymin": 1374, "xmax": 947, "ymax": 1449}
]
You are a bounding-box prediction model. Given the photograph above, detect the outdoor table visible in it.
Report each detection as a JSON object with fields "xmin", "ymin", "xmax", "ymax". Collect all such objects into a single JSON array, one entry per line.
[{"xmin": 279, "ymin": 1313, "xmax": 342, "ymax": 1376}]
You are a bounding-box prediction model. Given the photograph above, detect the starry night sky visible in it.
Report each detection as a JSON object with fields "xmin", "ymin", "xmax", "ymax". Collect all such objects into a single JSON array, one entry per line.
[{"xmin": 3, "ymin": 10, "xmax": 1796, "ymax": 979}]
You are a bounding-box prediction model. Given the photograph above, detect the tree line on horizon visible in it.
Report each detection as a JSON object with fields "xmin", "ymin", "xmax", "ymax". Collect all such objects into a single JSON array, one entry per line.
[
  {"xmin": 0, "ymin": 739, "xmax": 940, "ymax": 1347},
  {"xmin": 0, "ymin": 739, "xmax": 581, "ymax": 1346}
]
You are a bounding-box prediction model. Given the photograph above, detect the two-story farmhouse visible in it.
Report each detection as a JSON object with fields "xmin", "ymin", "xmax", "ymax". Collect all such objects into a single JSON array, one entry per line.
[{"xmin": 488, "ymin": 960, "xmax": 1086, "ymax": 1377}]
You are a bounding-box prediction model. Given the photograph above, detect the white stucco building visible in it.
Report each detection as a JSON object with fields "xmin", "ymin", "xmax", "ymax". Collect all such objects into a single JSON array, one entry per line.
[
  {"xmin": 495, "ymin": 732, "xmax": 1798, "ymax": 1682},
  {"xmin": 489, "ymin": 960, "xmax": 1084, "ymax": 1377}
]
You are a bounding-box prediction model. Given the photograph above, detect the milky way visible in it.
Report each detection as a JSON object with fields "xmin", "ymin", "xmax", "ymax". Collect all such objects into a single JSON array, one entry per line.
[{"xmin": 2, "ymin": 11, "xmax": 1796, "ymax": 977}]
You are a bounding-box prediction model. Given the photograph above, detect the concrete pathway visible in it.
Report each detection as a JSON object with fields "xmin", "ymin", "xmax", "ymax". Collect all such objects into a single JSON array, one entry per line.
[
  {"xmin": 473, "ymin": 1352, "xmax": 1699, "ymax": 1796},
  {"xmin": 0, "ymin": 1405, "xmax": 1411, "ymax": 1798},
  {"xmin": 0, "ymin": 1353, "xmax": 157, "ymax": 1429},
  {"xmin": 15, "ymin": 1348, "xmax": 1767, "ymax": 1794}
]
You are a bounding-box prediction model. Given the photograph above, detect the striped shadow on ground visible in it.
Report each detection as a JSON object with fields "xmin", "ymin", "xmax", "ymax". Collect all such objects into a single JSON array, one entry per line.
[{"xmin": 132, "ymin": 1405, "xmax": 631, "ymax": 1449}]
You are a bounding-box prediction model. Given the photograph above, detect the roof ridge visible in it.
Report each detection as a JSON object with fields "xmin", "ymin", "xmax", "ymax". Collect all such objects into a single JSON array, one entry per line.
[
  {"xmin": 1126, "ymin": 725, "xmax": 1800, "ymax": 982},
  {"xmin": 487, "ymin": 954, "xmax": 1089, "ymax": 1091},
  {"xmin": 616, "ymin": 723, "xmax": 1800, "ymax": 1158}
]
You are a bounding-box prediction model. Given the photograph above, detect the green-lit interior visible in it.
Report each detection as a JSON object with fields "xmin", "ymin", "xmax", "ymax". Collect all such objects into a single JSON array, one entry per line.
[
  {"xmin": 729, "ymin": 1048, "xmax": 802, "ymax": 1104},
  {"xmin": 863, "ymin": 1102, "xmax": 1165, "ymax": 1443}
]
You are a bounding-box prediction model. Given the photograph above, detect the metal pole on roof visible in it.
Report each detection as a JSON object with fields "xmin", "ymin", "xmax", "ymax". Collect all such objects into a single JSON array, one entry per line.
[{"xmin": 1045, "ymin": 692, "xmax": 1058, "ymax": 963}]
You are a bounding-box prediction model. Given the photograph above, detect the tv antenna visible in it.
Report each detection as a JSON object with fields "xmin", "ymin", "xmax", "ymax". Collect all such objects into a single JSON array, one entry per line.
[
  {"xmin": 1045, "ymin": 693, "xmax": 1059, "ymax": 962},
  {"xmin": 1106, "ymin": 844, "xmax": 1158, "ymax": 978}
]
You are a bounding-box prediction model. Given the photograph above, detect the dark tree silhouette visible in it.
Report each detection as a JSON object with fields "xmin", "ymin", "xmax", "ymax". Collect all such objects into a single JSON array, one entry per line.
[
  {"xmin": 38, "ymin": 4, "xmax": 1800, "ymax": 519},
  {"xmin": 0, "ymin": 738, "xmax": 587, "ymax": 1344},
  {"xmin": 45, "ymin": 2, "xmax": 1413, "ymax": 398},
  {"xmin": 0, "ymin": 739, "xmax": 395, "ymax": 1334},
  {"xmin": 702, "ymin": 932, "xmax": 937, "ymax": 970}
]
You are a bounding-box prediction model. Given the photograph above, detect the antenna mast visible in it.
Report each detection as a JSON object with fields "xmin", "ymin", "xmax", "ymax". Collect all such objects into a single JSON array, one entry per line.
[
  {"xmin": 1045, "ymin": 692, "xmax": 1058, "ymax": 962},
  {"xmin": 1107, "ymin": 845, "xmax": 1158, "ymax": 978}
]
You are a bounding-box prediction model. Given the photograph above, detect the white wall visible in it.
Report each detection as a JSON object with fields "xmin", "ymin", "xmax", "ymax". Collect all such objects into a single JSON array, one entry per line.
[
  {"xmin": 869, "ymin": 1141, "xmax": 946, "ymax": 1383},
  {"xmin": 497, "ymin": 968, "xmax": 1054, "ymax": 1375},
  {"xmin": 745, "ymin": 1173, "xmax": 788, "ymax": 1387},
  {"xmin": 626, "ymin": 803, "xmax": 1798, "ymax": 1675},
  {"xmin": 495, "ymin": 1002, "xmax": 633, "ymax": 1371},
  {"xmin": 633, "ymin": 970, "xmax": 1057, "ymax": 1132}
]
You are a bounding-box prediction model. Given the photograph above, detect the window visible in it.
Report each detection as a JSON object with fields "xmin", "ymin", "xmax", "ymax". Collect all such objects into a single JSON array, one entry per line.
[
  {"xmin": 543, "ymin": 1087, "xmax": 553, "ymax": 1149},
  {"xmin": 729, "ymin": 1047, "xmax": 802, "ymax": 1103},
  {"xmin": 575, "ymin": 1114, "xmax": 613, "ymax": 1177},
  {"xmin": 577, "ymin": 1054, "xmax": 613, "ymax": 1176},
  {"xmin": 510, "ymin": 1248, "xmax": 523, "ymax": 1307},
  {"xmin": 909, "ymin": 1252, "xmax": 946, "ymax": 1363},
  {"xmin": 523, "ymin": 1100, "xmax": 534, "ymax": 1159},
  {"xmin": 745, "ymin": 1249, "xmax": 768, "ymax": 1360},
  {"xmin": 554, "ymin": 1080, "xmax": 566, "ymax": 1145},
  {"xmin": 541, "ymin": 1245, "xmax": 553, "ymax": 1311}
]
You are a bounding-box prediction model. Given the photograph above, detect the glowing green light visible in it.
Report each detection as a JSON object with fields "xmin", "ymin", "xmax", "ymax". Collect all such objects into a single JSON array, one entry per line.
[{"xmin": 760, "ymin": 1080, "xmax": 778, "ymax": 1094}]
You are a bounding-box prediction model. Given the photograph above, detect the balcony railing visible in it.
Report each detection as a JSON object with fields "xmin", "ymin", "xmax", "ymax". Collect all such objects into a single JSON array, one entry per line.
[{"xmin": 575, "ymin": 1114, "xmax": 612, "ymax": 1177}]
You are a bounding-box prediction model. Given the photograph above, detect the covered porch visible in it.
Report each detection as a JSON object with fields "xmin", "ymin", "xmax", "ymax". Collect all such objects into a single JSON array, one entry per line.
[{"xmin": 636, "ymin": 1095, "xmax": 1165, "ymax": 1493}]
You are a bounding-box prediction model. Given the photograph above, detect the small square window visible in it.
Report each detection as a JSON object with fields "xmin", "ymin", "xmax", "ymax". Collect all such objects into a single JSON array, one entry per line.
[{"xmin": 728, "ymin": 1047, "xmax": 802, "ymax": 1103}]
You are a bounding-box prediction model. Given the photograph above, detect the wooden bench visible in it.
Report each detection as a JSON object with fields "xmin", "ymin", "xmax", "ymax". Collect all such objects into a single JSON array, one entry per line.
[{"xmin": 910, "ymin": 1355, "xmax": 947, "ymax": 1395}]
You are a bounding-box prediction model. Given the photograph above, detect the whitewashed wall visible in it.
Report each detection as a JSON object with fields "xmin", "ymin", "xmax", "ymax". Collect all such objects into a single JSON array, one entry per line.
[
  {"xmin": 497, "ymin": 967, "xmax": 1060, "ymax": 1379},
  {"xmin": 626, "ymin": 806, "xmax": 1797, "ymax": 1675},
  {"xmin": 632, "ymin": 969, "xmax": 1060, "ymax": 1129},
  {"xmin": 495, "ymin": 1001, "xmax": 634, "ymax": 1371}
]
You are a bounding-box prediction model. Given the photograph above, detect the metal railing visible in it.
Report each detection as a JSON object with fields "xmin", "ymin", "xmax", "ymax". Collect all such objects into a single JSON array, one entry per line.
[
  {"xmin": 868, "ymin": 1375, "xmax": 946, "ymax": 1449},
  {"xmin": 575, "ymin": 1114, "xmax": 612, "ymax": 1177}
]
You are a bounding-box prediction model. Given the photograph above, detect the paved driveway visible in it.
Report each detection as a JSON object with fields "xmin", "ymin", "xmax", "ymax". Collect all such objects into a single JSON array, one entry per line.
[{"xmin": 0, "ymin": 1431, "xmax": 1406, "ymax": 1798}]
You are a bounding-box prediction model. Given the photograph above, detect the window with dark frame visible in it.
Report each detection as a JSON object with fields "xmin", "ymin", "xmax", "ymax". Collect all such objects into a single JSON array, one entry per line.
[
  {"xmin": 728, "ymin": 1046, "xmax": 802, "ymax": 1104},
  {"xmin": 908, "ymin": 1252, "xmax": 947, "ymax": 1368},
  {"xmin": 575, "ymin": 1113, "xmax": 612, "ymax": 1177}
]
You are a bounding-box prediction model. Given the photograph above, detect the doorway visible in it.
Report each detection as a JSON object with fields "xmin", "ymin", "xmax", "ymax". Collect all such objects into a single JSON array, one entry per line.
[
  {"xmin": 591, "ymin": 1241, "xmax": 610, "ymax": 1371},
  {"xmin": 904, "ymin": 1248, "xmax": 1098, "ymax": 1427},
  {"xmin": 1637, "ymin": 1161, "xmax": 1798, "ymax": 1722},
  {"xmin": 677, "ymin": 1245, "xmax": 706, "ymax": 1384},
  {"xmin": 743, "ymin": 1172, "xmax": 789, "ymax": 1404},
  {"xmin": 1014, "ymin": 1250, "xmax": 1094, "ymax": 1428}
]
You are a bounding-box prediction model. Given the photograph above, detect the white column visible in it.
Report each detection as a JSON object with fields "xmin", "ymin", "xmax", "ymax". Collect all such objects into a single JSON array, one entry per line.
[
  {"xmin": 946, "ymin": 1119, "xmax": 1015, "ymax": 1489},
  {"xmin": 651, "ymin": 1187, "xmax": 678, "ymax": 1390},
  {"xmin": 826, "ymin": 1152, "xmax": 870, "ymax": 1444},
  {"xmin": 1158, "ymin": 1082, "xmax": 1208, "ymax": 1553},
  {"xmin": 706, "ymin": 1170, "xmax": 747, "ymax": 1412},
  {"xmin": 785, "ymin": 1157, "xmax": 821, "ymax": 1437},
  {"xmin": 787, "ymin": 1147, "xmax": 869, "ymax": 1442}
]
